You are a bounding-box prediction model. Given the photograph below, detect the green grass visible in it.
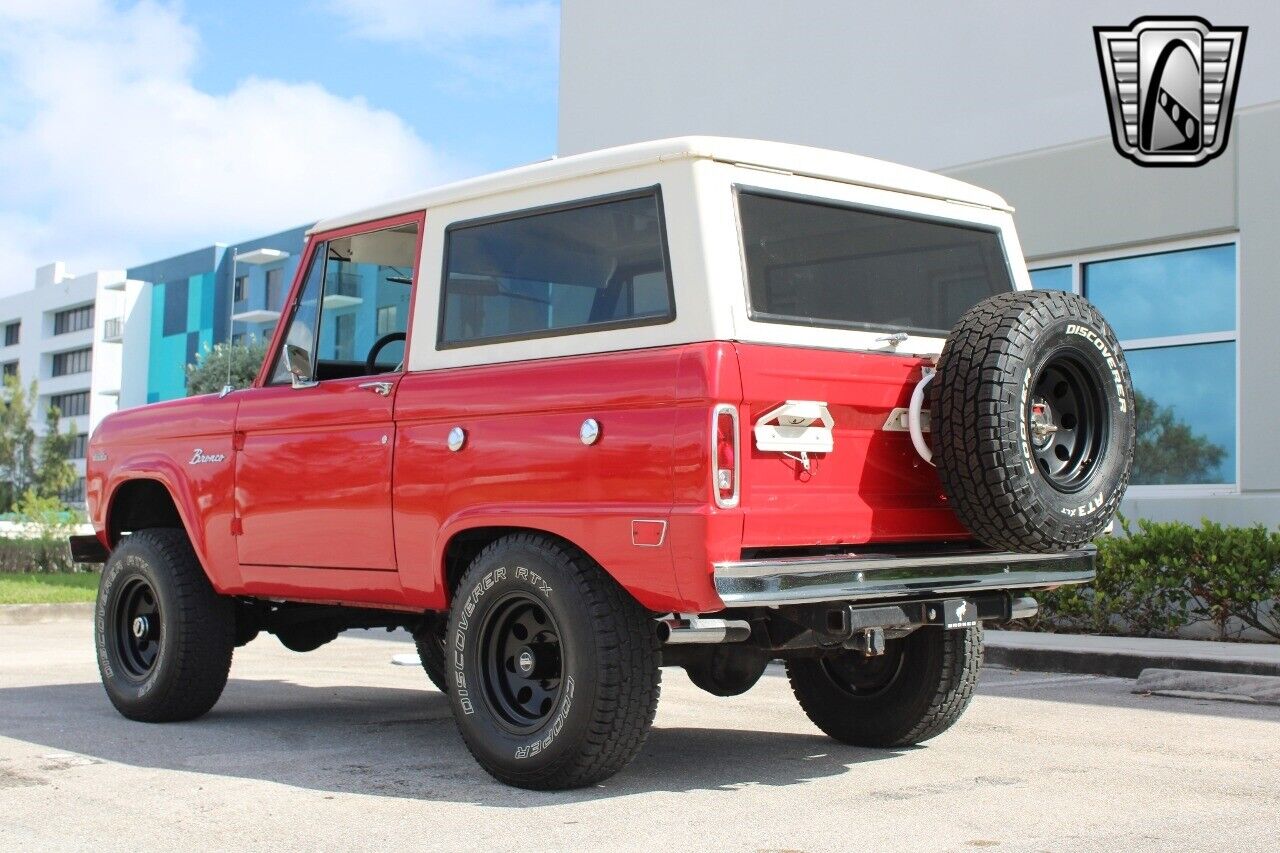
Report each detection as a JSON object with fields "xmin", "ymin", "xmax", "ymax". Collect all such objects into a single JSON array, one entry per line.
[{"xmin": 0, "ymin": 572, "xmax": 100, "ymax": 605}]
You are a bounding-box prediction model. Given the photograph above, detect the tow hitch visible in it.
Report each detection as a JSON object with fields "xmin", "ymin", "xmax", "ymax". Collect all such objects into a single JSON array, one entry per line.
[{"xmin": 777, "ymin": 594, "xmax": 1038, "ymax": 656}]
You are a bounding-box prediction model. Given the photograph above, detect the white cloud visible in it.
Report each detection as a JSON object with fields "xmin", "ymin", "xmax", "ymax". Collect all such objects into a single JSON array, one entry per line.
[{"xmin": 0, "ymin": 0, "xmax": 455, "ymax": 294}]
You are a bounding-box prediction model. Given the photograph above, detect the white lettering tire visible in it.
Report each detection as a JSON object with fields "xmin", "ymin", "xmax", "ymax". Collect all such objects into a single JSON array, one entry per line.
[{"xmin": 929, "ymin": 291, "xmax": 1136, "ymax": 551}]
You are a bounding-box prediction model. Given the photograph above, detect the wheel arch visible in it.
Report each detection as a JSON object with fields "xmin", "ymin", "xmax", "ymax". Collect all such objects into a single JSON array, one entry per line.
[
  {"xmin": 436, "ymin": 524, "xmax": 663, "ymax": 614},
  {"xmin": 106, "ymin": 478, "xmax": 186, "ymax": 544},
  {"xmin": 439, "ymin": 525, "xmax": 587, "ymax": 602}
]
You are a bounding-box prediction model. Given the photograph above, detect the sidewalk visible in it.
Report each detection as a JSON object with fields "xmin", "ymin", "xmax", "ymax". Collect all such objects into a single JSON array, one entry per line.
[
  {"xmin": 985, "ymin": 629, "xmax": 1280, "ymax": 678},
  {"xmin": 0, "ymin": 603, "xmax": 93, "ymax": 625}
]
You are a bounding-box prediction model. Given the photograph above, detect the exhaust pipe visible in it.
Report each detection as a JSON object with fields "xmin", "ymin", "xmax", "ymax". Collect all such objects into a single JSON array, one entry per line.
[{"xmin": 657, "ymin": 615, "xmax": 751, "ymax": 645}]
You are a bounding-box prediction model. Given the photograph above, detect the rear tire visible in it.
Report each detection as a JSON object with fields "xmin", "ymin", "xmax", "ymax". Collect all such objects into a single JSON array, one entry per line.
[
  {"xmin": 445, "ymin": 533, "xmax": 661, "ymax": 790},
  {"xmin": 95, "ymin": 529, "xmax": 235, "ymax": 722},
  {"xmin": 786, "ymin": 625, "xmax": 982, "ymax": 747}
]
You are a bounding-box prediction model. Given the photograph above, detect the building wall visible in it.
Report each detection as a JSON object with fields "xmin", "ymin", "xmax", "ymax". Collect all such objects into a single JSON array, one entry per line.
[
  {"xmin": 126, "ymin": 225, "xmax": 309, "ymax": 403},
  {"xmin": 943, "ymin": 103, "xmax": 1279, "ymax": 526},
  {"xmin": 0, "ymin": 262, "xmax": 138, "ymax": 501},
  {"xmin": 559, "ymin": 1, "xmax": 1280, "ymax": 168}
]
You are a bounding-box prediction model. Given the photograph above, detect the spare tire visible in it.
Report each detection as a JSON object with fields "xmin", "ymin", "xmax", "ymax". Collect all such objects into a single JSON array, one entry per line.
[{"xmin": 930, "ymin": 290, "xmax": 1136, "ymax": 552}]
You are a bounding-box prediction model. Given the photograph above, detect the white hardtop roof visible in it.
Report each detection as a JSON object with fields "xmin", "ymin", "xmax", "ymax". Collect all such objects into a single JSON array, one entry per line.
[{"xmin": 311, "ymin": 136, "xmax": 1011, "ymax": 234}]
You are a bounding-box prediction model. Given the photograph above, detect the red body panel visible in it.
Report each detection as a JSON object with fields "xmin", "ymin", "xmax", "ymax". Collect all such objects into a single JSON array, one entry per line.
[
  {"xmin": 392, "ymin": 346, "xmax": 683, "ymax": 612},
  {"xmin": 732, "ymin": 343, "xmax": 968, "ymax": 548},
  {"xmin": 235, "ymin": 377, "xmax": 399, "ymax": 570},
  {"xmin": 88, "ymin": 394, "xmax": 242, "ymax": 591}
]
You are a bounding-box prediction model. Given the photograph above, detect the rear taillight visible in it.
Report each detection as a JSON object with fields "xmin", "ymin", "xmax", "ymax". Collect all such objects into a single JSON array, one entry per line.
[{"xmin": 712, "ymin": 404, "xmax": 739, "ymax": 508}]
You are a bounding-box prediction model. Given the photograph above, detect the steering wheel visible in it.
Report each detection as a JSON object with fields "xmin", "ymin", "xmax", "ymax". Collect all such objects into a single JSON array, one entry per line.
[{"xmin": 365, "ymin": 332, "xmax": 407, "ymax": 374}]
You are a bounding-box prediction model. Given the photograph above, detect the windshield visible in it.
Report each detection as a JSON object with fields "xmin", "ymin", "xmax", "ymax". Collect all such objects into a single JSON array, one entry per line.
[{"xmin": 737, "ymin": 190, "xmax": 1014, "ymax": 337}]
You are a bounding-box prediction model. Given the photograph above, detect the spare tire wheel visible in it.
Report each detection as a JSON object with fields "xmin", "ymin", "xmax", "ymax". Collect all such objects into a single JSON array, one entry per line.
[{"xmin": 929, "ymin": 290, "xmax": 1136, "ymax": 552}]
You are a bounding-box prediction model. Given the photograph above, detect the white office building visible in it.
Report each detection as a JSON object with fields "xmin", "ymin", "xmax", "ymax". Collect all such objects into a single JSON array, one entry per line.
[{"xmin": 0, "ymin": 262, "xmax": 142, "ymax": 502}]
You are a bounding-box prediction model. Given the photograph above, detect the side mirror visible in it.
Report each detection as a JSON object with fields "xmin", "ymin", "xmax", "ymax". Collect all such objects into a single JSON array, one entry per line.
[{"xmin": 284, "ymin": 343, "xmax": 317, "ymax": 389}]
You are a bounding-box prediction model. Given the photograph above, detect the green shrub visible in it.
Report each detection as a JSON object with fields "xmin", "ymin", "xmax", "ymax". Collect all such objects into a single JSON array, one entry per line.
[
  {"xmin": 0, "ymin": 536, "xmax": 85, "ymax": 573},
  {"xmin": 1030, "ymin": 517, "xmax": 1280, "ymax": 641}
]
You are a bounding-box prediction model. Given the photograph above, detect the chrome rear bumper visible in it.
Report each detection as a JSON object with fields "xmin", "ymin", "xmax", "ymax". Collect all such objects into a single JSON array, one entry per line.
[{"xmin": 713, "ymin": 546, "xmax": 1095, "ymax": 607}]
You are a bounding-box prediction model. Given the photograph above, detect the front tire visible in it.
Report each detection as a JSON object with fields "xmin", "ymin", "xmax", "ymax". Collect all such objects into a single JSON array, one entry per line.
[
  {"xmin": 445, "ymin": 534, "xmax": 661, "ymax": 790},
  {"xmin": 95, "ymin": 528, "xmax": 235, "ymax": 722},
  {"xmin": 786, "ymin": 625, "xmax": 982, "ymax": 747}
]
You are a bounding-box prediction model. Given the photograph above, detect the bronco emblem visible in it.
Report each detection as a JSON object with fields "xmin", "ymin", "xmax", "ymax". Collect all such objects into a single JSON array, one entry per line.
[{"xmin": 189, "ymin": 449, "xmax": 226, "ymax": 465}]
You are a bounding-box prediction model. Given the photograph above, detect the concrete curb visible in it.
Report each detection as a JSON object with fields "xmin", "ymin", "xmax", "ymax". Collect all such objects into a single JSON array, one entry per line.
[
  {"xmin": 0, "ymin": 603, "xmax": 94, "ymax": 625},
  {"xmin": 984, "ymin": 630, "xmax": 1280, "ymax": 679},
  {"xmin": 1135, "ymin": 668, "xmax": 1280, "ymax": 706}
]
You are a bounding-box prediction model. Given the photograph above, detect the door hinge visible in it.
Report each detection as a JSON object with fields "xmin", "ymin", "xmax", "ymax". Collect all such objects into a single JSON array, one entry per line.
[
  {"xmin": 230, "ymin": 517, "xmax": 243, "ymax": 536},
  {"xmin": 233, "ymin": 431, "xmax": 246, "ymax": 451}
]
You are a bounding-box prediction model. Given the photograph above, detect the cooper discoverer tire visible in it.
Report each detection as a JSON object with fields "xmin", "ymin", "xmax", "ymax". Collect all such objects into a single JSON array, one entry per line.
[
  {"xmin": 930, "ymin": 290, "xmax": 1136, "ymax": 552},
  {"xmin": 786, "ymin": 625, "xmax": 982, "ymax": 747},
  {"xmin": 445, "ymin": 534, "xmax": 661, "ymax": 790},
  {"xmin": 95, "ymin": 528, "xmax": 235, "ymax": 722}
]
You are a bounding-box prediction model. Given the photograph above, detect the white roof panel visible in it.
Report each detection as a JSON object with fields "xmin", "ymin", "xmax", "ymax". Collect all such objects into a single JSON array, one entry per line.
[{"xmin": 310, "ymin": 136, "xmax": 1011, "ymax": 233}]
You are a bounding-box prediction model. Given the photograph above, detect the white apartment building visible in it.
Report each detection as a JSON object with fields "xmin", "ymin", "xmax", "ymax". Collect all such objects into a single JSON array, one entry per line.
[{"xmin": 0, "ymin": 262, "xmax": 141, "ymax": 503}]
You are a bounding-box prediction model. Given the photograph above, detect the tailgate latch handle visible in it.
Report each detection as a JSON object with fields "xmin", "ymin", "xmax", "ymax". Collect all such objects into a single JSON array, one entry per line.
[{"xmin": 753, "ymin": 400, "xmax": 834, "ymax": 472}]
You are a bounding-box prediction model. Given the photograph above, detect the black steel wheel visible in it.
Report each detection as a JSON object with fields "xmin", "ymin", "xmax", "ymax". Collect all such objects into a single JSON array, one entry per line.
[
  {"xmin": 111, "ymin": 576, "xmax": 162, "ymax": 680},
  {"xmin": 478, "ymin": 593, "xmax": 563, "ymax": 731},
  {"xmin": 819, "ymin": 642, "xmax": 907, "ymax": 697},
  {"xmin": 1027, "ymin": 352, "xmax": 1108, "ymax": 492},
  {"xmin": 445, "ymin": 533, "xmax": 661, "ymax": 790},
  {"xmin": 95, "ymin": 528, "xmax": 235, "ymax": 722},
  {"xmin": 787, "ymin": 626, "xmax": 982, "ymax": 747}
]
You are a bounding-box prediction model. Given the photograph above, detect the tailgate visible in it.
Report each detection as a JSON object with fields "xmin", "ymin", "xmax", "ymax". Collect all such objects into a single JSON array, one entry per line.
[{"xmin": 734, "ymin": 342, "xmax": 968, "ymax": 548}]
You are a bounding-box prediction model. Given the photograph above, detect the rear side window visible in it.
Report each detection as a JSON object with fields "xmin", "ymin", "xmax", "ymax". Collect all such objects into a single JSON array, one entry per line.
[
  {"xmin": 439, "ymin": 190, "xmax": 673, "ymax": 347},
  {"xmin": 738, "ymin": 190, "xmax": 1013, "ymax": 337}
]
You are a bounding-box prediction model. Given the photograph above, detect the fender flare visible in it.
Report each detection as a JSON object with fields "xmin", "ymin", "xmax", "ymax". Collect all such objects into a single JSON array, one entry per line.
[{"xmin": 102, "ymin": 455, "xmax": 211, "ymax": 575}]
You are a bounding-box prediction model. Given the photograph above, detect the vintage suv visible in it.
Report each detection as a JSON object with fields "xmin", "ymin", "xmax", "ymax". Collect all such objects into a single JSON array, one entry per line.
[{"xmin": 73, "ymin": 138, "xmax": 1135, "ymax": 790}]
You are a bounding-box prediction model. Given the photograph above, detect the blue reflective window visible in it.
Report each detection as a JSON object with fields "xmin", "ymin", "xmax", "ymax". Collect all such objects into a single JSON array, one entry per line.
[
  {"xmin": 1029, "ymin": 265, "xmax": 1072, "ymax": 291},
  {"xmin": 1126, "ymin": 342, "xmax": 1235, "ymax": 485},
  {"xmin": 1083, "ymin": 245, "xmax": 1234, "ymax": 341}
]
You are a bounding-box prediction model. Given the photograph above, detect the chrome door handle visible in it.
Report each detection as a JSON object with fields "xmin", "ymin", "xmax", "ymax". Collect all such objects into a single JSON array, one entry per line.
[{"xmin": 359, "ymin": 381, "xmax": 394, "ymax": 397}]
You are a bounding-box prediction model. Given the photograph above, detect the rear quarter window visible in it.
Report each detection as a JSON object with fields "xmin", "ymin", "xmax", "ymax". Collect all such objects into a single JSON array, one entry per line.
[{"xmin": 438, "ymin": 189, "xmax": 674, "ymax": 348}]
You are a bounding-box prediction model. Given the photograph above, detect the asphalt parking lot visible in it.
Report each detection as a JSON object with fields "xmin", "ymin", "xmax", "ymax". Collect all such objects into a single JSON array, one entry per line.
[{"xmin": 3, "ymin": 620, "xmax": 1277, "ymax": 852}]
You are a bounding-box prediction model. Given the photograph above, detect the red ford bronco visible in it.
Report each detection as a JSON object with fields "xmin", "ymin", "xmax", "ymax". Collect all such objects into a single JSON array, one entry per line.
[{"xmin": 72, "ymin": 138, "xmax": 1135, "ymax": 790}]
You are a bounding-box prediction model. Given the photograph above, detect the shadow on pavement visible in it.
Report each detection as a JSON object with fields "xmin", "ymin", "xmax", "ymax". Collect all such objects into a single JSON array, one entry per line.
[{"xmin": 0, "ymin": 678, "xmax": 897, "ymax": 805}]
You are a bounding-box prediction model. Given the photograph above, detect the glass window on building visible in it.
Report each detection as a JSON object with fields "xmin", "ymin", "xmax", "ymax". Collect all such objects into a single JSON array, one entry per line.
[
  {"xmin": 1029, "ymin": 265, "xmax": 1072, "ymax": 291},
  {"xmin": 53, "ymin": 305, "xmax": 94, "ymax": 335},
  {"xmin": 234, "ymin": 275, "xmax": 248, "ymax": 303},
  {"xmin": 51, "ymin": 391, "xmax": 89, "ymax": 417},
  {"xmin": 4, "ymin": 321, "xmax": 20, "ymax": 346},
  {"xmin": 61, "ymin": 478, "xmax": 86, "ymax": 504},
  {"xmin": 1083, "ymin": 244, "xmax": 1236, "ymax": 485},
  {"xmin": 376, "ymin": 305, "xmax": 398, "ymax": 336},
  {"xmin": 69, "ymin": 433, "xmax": 88, "ymax": 459},
  {"xmin": 52, "ymin": 347, "xmax": 92, "ymax": 377},
  {"xmin": 1, "ymin": 361, "xmax": 16, "ymax": 377},
  {"xmin": 265, "ymin": 268, "xmax": 285, "ymax": 310}
]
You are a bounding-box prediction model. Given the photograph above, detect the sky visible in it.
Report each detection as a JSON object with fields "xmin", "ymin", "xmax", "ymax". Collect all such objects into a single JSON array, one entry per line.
[{"xmin": 0, "ymin": 0, "xmax": 560, "ymax": 295}]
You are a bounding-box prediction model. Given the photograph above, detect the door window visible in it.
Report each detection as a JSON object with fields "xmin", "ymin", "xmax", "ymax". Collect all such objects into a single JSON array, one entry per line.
[{"xmin": 268, "ymin": 222, "xmax": 419, "ymax": 384}]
